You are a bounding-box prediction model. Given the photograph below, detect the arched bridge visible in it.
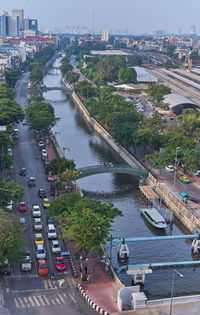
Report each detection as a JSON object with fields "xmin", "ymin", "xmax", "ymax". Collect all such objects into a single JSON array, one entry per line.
[
  {"xmin": 76, "ymin": 164, "xmax": 149, "ymax": 179},
  {"xmin": 38, "ymin": 85, "xmax": 73, "ymax": 94}
]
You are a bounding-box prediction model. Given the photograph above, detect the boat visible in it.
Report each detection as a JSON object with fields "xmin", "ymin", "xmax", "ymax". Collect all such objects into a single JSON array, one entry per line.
[{"xmin": 141, "ymin": 207, "xmax": 167, "ymax": 229}]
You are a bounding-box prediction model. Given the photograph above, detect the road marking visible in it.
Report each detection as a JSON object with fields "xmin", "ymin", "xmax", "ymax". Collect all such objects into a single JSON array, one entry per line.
[
  {"xmin": 23, "ymin": 297, "xmax": 31, "ymax": 307},
  {"xmin": 27, "ymin": 296, "xmax": 36, "ymax": 307},
  {"xmin": 43, "ymin": 281, "xmax": 49, "ymax": 289},
  {"xmin": 57, "ymin": 293, "xmax": 66, "ymax": 304},
  {"xmin": 55, "ymin": 297, "xmax": 61, "ymax": 304},
  {"xmin": 32, "ymin": 296, "xmax": 40, "ymax": 307},
  {"xmin": 51, "ymin": 299, "xmax": 56, "ymax": 305},
  {"xmin": 38, "ymin": 296, "xmax": 46, "ymax": 306},
  {"xmin": 68, "ymin": 293, "xmax": 76, "ymax": 304},
  {"xmin": 18, "ymin": 297, "xmax": 25, "ymax": 308},
  {"xmin": 14, "ymin": 298, "xmax": 20, "ymax": 308},
  {"xmin": 42, "ymin": 295, "xmax": 51, "ymax": 306}
]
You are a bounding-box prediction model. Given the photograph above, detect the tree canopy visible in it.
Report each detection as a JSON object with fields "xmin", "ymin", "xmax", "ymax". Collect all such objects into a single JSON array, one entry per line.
[
  {"xmin": 118, "ymin": 67, "xmax": 137, "ymax": 83},
  {"xmin": 0, "ymin": 179, "xmax": 24, "ymax": 208},
  {"xmin": 0, "ymin": 98, "xmax": 24, "ymax": 125},
  {"xmin": 146, "ymin": 83, "xmax": 171, "ymax": 102},
  {"xmin": 45, "ymin": 157, "xmax": 75, "ymax": 175}
]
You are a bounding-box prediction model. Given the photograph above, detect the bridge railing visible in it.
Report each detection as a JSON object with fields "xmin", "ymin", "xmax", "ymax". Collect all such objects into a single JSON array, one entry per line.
[{"xmin": 77, "ymin": 164, "xmax": 147, "ymax": 172}]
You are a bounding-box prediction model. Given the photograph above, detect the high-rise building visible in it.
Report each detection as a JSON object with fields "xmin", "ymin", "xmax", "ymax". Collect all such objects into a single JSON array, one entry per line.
[
  {"xmin": 8, "ymin": 15, "xmax": 19, "ymax": 37},
  {"xmin": 12, "ymin": 9, "xmax": 24, "ymax": 31},
  {"xmin": 0, "ymin": 11, "xmax": 9, "ymax": 36},
  {"xmin": 28, "ymin": 19, "xmax": 38, "ymax": 32},
  {"xmin": 101, "ymin": 29, "xmax": 109, "ymax": 41}
]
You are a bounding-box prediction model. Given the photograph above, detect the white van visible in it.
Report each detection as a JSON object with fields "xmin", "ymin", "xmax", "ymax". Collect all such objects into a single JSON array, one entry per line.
[{"xmin": 47, "ymin": 224, "xmax": 57, "ymax": 239}]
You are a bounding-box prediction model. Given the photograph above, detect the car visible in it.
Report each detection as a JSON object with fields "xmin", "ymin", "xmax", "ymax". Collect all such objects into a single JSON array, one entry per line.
[
  {"xmin": 0, "ymin": 262, "xmax": 11, "ymax": 275},
  {"xmin": 33, "ymin": 218, "xmax": 42, "ymax": 231},
  {"xmin": 34, "ymin": 233, "xmax": 44, "ymax": 246},
  {"xmin": 36, "ymin": 244, "xmax": 46, "ymax": 259},
  {"xmin": 195, "ymin": 170, "xmax": 200, "ymax": 177},
  {"xmin": 51, "ymin": 240, "xmax": 61, "ymax": 254},
  {"xmin": 38, "ymin": 141, "xmax": 45, "ymax": 149},
  {"xmin": 50, "ymin": 183, "xmax": 56, "ymax": 196},
  {"xmin": 22, "ymin": 119, "xmax": 27, "ymax": 125},
  {"xmin": 37, "ymin": 259, "xmax": 48, "ymax": 276},
  {"xmin": 43, "ymin": 198, "xmax": 50, "ymax": 208},
  {"xmin": 55, "ymin": 256, "xmax": 66, "ymax": 271},
  {"xmin": 38, "ymin": 188, "xmax": 46, "ymax": 198},
  {"xmin": 6, "ymin": 200, "xmax": 13, "ymax": 211},
  {"xmin": 47, "ymin": 174, "xmax": 54, "ymax": 182},
  {"xmin": 41, "ymin": 149, "xmax": 47, "ymax": 157},
  {"xmin": 48, "ymin": 224, "xmax": 57, "ymax": 239},
  {"xmin": 18, "ymin": 202, "xmax": 26, "ymax": 212},
  {"xmin": 179, "ymin": 176, "xmax": 191, "ymax": 184},
  {"xmin": 165, "ymin": 165, "xmax": 175, "ymax": 172},
  {"xmin": 20, "ymin": 217, "xmax": 26, "ymax": 231},
  {"xmin": 32, "ymin": 205, "xmax": 41, "ymax": 217},
  {"xmin": 21, "ymin": 254, "xmax": 32, "ymax": 271},
  {"xmin": 7, "ymin": 148, "xmax": 12, "ymax": 156},
  {"xmin": 47, "ymin": 216, "xmax": 56, "ymax": 225},
  {"xmin": 19, "ymin": 168, "xmax": 26, "ymax": 176},
  {"xmin": 28, "ymin": 177, "xmax": 36, "ymax": 187}
]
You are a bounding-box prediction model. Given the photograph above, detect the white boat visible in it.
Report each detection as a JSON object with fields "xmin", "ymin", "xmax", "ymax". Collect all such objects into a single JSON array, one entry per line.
[{"xmin": 141, "ymin": 207, "xmax": 167, "ymax": 229}]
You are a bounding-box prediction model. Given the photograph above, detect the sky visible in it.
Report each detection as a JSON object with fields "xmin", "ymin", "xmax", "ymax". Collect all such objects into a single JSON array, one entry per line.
[{"xmin": 1, "ymin": 0, "xmax": 200, "ymax": 34}]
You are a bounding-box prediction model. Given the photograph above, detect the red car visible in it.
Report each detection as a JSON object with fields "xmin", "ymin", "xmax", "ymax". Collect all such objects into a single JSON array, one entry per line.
[
  {"xmin": 55, "ymin": 257, "xmax": 66, "ymax": 271},
  {"xmin": 18, "ymin": 202, "xmax": 26, "ymax": 212},
  {"xmin": 47, "ymin": 174, "xmax": 54, "ymax": 182}
]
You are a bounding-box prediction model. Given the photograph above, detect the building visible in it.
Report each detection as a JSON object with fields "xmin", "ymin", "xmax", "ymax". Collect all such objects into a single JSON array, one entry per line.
[
  {"xmin": 12, "ymin": 9, "xmax": 24, "ymax": 31},
  {"xmin": 134, "ymin": 67, "xmax": 158, "ymax": 84},
  {"xmin": 101, "ymin": 29, "xmax": 109, "ymax": 41},
  {"xmin": 0, "ymin": 11, "xmax": 9, "ymax": 37},
  {"xmin": 8, "ymin": 16, "xmax": 19, "ymax": 37},
  {"xmin": 163, "ymin": 93, "xmax": 200, "ymax": 114}
]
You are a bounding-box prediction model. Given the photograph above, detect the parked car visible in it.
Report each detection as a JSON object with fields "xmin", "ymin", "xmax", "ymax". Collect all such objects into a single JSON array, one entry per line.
[
  {"xmin": 34, "ymin": 233, "xmax": 44, "ymax": 246},
  {"xmin": 38, "ymin": 188, "xmax": 46, "ymax": 198},
  {"xmin": 179, "ymin": 176, "xmax": 191, "ymax": 184},
  {"xmin": 51, "ymin": 240, "xmax": 61, "ymax": 254},
  {"xmin": 28, "ymin": 177, "xmax": 36, "ymax": 187},
  {"xmin": 21, "ymin": 254, "xmax": 32, "ymax": 271},
  {"xmin": 19, "ymin": 168, "xmax": 26, "ymax": 176},
  {"xmin": 50, "ymin": 183, "xmax": 56, "ymax": 196},
  {"xmin": 38, "ymin": 141, "xmax": 45, "ymax": 149},
  {"xmin": 7, "ymin": 148, "xmax": 12, "ymax": 156},
  {"xmin": 36, "ymin": 244, "xmax": 46, "ymax": 260},
  {"xmin": 43, "ymin": 198, "xmax": 50, "ymax": 208},
  {"xmin": 47, "ymin": 216, "xmax": 56, "ymax": 225},
  {"xmin": 55, "ymin": 256, "xmax": 66, "ymax": 271},
  {"xmin": 32, "ymin": 205, "xmax": 41, "ymax": 217},
  {"xmin": 195, "ymin": 170, "xmax": 200, "ymax": 177},
  {"xmin": 20, "ymin": 217, "xmax": 26, "ymax": 231},
  {"xmin": 165, "ymin": 165, "xmax": 175, "ymax": 172},
  {"xmin": 47, "ymin": 174, "xmax": 54, "ymax": 182},
  {"xmin": 18, "ymin": 202, "xmax": 26, "ymax": 212},
  {"xmin": 0, "ymin": 262, "xmax": 11, "ymax": 275},
  {"xmin": 48, "ymin": 224, "xmax": 57, "ymax": 239},
  {"xmin": 41, "ymin": 149, "xmax": 47, "ymax": 157},
  {"xmin": 22, "ymin": 119, "xmax": 27, "ymax": 125},
  {"xmin": 6, "ymin": 200, "xmax": 13, "ymax": 211},
  {"xmin": 33, "ymin": 218, "xmax": 42, "ymax": 231},
  {"xmin": 37, "ymin": 259, "xmax": 48, "ymax": 276}
]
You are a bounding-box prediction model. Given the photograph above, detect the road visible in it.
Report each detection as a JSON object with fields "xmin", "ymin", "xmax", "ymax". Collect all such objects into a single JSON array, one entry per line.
[{"xmin": 0, "ymin": 73, "xmax": 96, "ymax": 315}]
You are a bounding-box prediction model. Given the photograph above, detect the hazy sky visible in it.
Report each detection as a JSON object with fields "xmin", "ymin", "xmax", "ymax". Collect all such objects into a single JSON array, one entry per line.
[{"xmin": 1, "ymin": 0, "xmax": 200, "ymax": 34}]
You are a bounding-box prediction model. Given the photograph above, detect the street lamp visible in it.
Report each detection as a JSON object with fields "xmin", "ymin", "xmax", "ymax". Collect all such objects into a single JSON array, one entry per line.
[
  {"xmin": 169, "ymin": 269, "xmax": 183, "ymax": 315},
  {"xmin": 173, "ymin": 147, "xmax": 180, "ymax": 190}
]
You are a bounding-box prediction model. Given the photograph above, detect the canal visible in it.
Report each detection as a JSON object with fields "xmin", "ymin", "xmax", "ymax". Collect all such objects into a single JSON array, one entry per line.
[{"xmin": 43, "ymin": 58, "xmax": 200, "ymax": 299}]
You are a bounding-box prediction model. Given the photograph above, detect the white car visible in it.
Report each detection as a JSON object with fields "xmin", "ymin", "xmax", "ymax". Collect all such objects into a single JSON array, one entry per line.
[
  {"xmin": 165, "ymin": 165, "xmax": 175, "ymax": 172},
  {"xmin": 51, "ymin": 240, "xmax": 61, "ymax": 254},
  {"xmin": 41, "ymin": 149, "xmax": 47, "ymax": 157},
  {"xmin": 7, "ymin": 148, "xmax": 12, "ymax": 156},
  {"xmin": 21, "ymin": 254, "xmax": 32, "ymax": 271},
  {"xmin": 195, "ymin": 170, "xmax": 200, "ymax": 177},
  {"xmin": 36, "ymin": 244, "xmax": 46, "ymax": 259},
  {"xmin": 7, "ymin": 200, "xmax": 13, "ymax": 211},
  {"xmin": 38, "ymin": 141, "xmax": 44, "ymax": 149},
  {"xmin": 33, "ymin": 218, "xmax": 42, "ymax": 230},
  {"xmin": 32, "ymin": 205, "xmax": 41, "ymax": 217}
]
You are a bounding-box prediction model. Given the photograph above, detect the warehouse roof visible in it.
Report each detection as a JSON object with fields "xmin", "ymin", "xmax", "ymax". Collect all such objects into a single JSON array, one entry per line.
[{"xmin": 163, "ymin": 93, "xmax": 199, "ymax": 114}]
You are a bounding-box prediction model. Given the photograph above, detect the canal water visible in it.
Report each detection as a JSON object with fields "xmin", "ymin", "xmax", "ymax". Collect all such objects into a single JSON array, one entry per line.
[{"xmin": 43, "ymin": 58, "xmax": 200, "ymax": 299}]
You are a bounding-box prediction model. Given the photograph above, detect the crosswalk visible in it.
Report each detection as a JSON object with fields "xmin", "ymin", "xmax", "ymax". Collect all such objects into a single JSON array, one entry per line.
[
  {"xmin": 14, "ymin": 291, "xmax": 77, "ymax": 309},
  {"xmin": 42, "ymin": 278, "xmax": 77, "ymax": 290}
]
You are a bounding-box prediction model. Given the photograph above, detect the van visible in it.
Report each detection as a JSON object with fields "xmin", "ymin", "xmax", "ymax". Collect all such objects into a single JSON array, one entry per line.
[{"xmin": 47, "ymin": 224, "xmax": 57, "ymax": 239}]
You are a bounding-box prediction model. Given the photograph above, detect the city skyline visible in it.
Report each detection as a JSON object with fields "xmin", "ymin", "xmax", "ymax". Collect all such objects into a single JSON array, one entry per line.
[{"xmin": 1, "ymin": 0, "xmax": 200, "ymax": 35}]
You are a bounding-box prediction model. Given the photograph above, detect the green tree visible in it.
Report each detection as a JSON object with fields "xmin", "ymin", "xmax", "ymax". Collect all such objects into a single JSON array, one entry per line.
[
  {"xmin": 0, "ymin": 98, "xmax": 24, "ymax": 125},
  {"xmin": 177, "ymin": 108, "xmax": 200, "ymax": 138},
  {"xmin": 118, "ymin": 67, "xmax": 137, "ymax": 83},
  {"xmin": 128, "ymin": 55, "xmax": 142, "ymax": 66},
  {"xmin": 66, "ymin": 71, "xmax": 80, "ymax": 84},
  {"xmin": 146, "ymin": 83, "xmax": 171, "ymax": 102},
  {"xmin": 0, "ymin": 179, "xmax": 24, "ymax": 208},
  {"xmin": 30, "ymin": 64, "xmax": 43, "ymax": 83},
  {"xmin": 0, "ymin": 83, "xmax": 14, "ymax": 99},
  {"xmin": 0, "ymin": 209, "xmax": 24, "ymax": 264},
  {"xmin": 47, "ymin": 193, "xmax": 122, "ymax": 259},
  {"xmin": 5, "ymin": 68, "xmax": 20, "ymax": 88},
  {"xmin": 75, "ymin": 80, "xmax": 96, "ymax": 99},
  {"xmin": 25, "ymin": 101, "xmax": 54, "ymax": 120},
  {"xmin": 45, "ymin": 157, "xmax": 75, "ymax": 175},
  {"xmin": 60, "ymin": 63, "xmax": 73, "ymax": 76},
  {"xmin": 183, "ymin": 148, "xmax": 200, "ymax": 172},
  {"xmin": 29, "ymin": 110, "xmax": 56, "ymax": 133}
]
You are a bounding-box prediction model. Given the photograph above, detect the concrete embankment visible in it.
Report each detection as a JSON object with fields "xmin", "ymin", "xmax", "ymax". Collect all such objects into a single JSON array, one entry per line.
[{"xmin": 62, "ymin": 78, "xmax": 200, "ymax": 233}]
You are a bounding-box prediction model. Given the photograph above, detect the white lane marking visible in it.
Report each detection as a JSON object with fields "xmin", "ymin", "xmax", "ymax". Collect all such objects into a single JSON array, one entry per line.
[
  {"xmin": 38, "ymin": 296, "xmax": 46, "ymax": 306},
  {"xmin": 18, "ymin": 297, "xmax": 26, "ymax": 308},
  {"xmin": 68, "ymin": 293, "xmax": 76, "ymax": 304},
  {"xmin": 14, "ymin": 298, "xmax": 20, "ymax": 308},
  {"xmin": 43, "ymin": 281, "xmax": 49, "ymax": 289},
  {"xmin": 32, "ymin": 296, "xmax": 40, "ymax": 307},
  {"xmin": 51, "ymin": 299, "xmax": 56, "ymax": 305},
  {"xmin": 27, "ymin": 296, "xmax": 36, "ymax": 307},
  {"xmin": 57, "ymin": 293, "xmax": 66, "ymax": 304},
  {"xmin": 23, "ymin": 297, "xmax": 31, "ymax": 307},
  {"xmin": 48, "ymin": 279, "xmax": 53, "ymax": 289},
  {"xmin": 43, "ymin": 295, "xmax": 51, "ymax": 306}
]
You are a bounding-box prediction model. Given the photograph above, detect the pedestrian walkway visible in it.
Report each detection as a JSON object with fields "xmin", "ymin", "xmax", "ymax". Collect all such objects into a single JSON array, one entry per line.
[{"xmin": 45, "ymin": 142, "xmax": 57, "ymax": 161}]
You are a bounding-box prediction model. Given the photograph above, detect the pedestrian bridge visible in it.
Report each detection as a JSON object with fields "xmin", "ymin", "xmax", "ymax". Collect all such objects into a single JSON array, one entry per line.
[
  {"xmin": 76, "ymin": 164, "xmax": 149, "ymax": 179},
  {"xmin": 39, "ymin": 85, "xmax": 73, "ymax": 94}
]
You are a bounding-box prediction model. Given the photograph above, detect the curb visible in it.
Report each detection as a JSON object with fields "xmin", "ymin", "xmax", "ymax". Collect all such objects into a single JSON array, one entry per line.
[
  {"xmin": 69, "ymin": 256, "xmax": 78, "ymax": 278},
  {"xmin": 78, "ymin": 284, "xmax": 110, "ymax": 315}
]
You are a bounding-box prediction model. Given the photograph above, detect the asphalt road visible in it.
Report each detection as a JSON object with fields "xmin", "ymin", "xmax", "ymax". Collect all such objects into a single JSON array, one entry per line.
[{"xmin": 0, "ymin": 73, "xmax": 96, "ymax": 315}]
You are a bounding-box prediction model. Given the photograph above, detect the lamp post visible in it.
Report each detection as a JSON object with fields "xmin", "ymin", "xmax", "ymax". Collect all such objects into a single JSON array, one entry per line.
[
  {"xmin": 169, "ymin": 269, "xmax": 183, "ymax": 315},
  {"xmin": 173, "ymin": 147, "xmax": 180, "ymax": 190}
]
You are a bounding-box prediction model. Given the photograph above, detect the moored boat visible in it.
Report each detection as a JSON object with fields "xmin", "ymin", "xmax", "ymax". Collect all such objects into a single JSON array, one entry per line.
[{"xmin": 141, "ymin": 207, "xmax": 167, "ymax": 229}]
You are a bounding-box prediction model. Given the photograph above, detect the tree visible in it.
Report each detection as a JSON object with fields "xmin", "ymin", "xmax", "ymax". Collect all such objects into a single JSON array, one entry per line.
[
  {"xmin": 0, "ymin": 83, "xmax": 14, "ymax": 99},
  {"xmin": 146, "ymin": 84, "xmax": 171, "ymax": 102},
  {"xmin": 0, "ymin": 179, "xmax": 24, "ymax": 208},
  {"xmin": 29, "ymin": 64, "xmax": 43, "ymax": 83},
  {"xmin": 45, "ymin": 157, "xmax": 75, "ymax": 175},
  {"xmin": 29, "ymin": 110, "xmax": 56, "ymax": 133},
  {"xmin": 25, "ymin": 101, "xmax": 54, "ymax": 120},
  {"xmin": 118, "ymin": 67, "xmax": 137, "ymax": 83},
  {"xmin": 47, "ymin": 193, "xmax": 122, "ymax": 259},
  {"xmin": 128, "ymin": 55, "xmax": 142, "ymax": 67},
  {"xmin": 0, "ymin": 98, "xmax": 24, "ymax": 125},
  {"xmin": 177, "ymin": 108, "xmax": 200, "ymax": 138},
  {"xmin": 66, "ymin": 71, "xmax": 80, "ymax": 84},
  {"xmin": 0, "ymin": 209, "xmax": 24, "ymax": 264},
  {"xmin": 5, "ymin": 68, "xmax": 20, "ymax": 88},
  {"xmin": 183, "ymin": 148, "xmax": 200, "ymax": 172},
  {"xmin": 60, "ymin": 63, "xmax": 73, "ymax": 76},
  {"xmin": 75, "ymin": 80, "xmax": 96, "ymax": 99}
]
